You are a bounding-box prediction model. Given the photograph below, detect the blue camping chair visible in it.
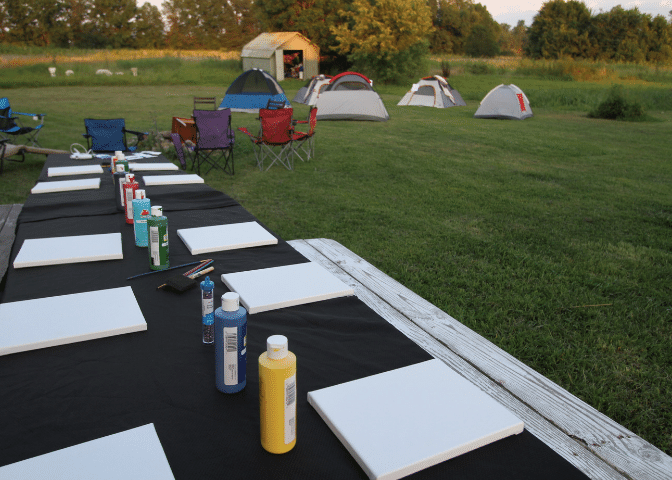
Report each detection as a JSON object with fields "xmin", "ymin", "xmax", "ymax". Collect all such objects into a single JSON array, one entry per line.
[
  {"xmin": 0, "ymin": 97, "xmax": 46, "ymax": 147},
  {"xmin": 83, "ymin": 118, "xmax": 148, "ymax": 153}
]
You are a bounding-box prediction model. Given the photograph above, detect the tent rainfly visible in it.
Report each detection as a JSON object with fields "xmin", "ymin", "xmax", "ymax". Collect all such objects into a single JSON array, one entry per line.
[
  {"xmin": 474, "ymin": 84, "xmax": 533, "ymax": 120},
  {"xmin": 292, "ymin": 74, "xmax": 333, "ymax": 105},
  {"xmin": 315, "ymin": 72, "xmax": 390, "ymax": 122},
  {"xmin": 218, "ymin": 69, "xmax": 290, "ymax": 113},
  {"xmin": 241, "ymin": 32, "xmax": 319, "ymax": 82},
  {"xmin": 397, "ymin": 76, "xmax": 466, "ymax": 108}
]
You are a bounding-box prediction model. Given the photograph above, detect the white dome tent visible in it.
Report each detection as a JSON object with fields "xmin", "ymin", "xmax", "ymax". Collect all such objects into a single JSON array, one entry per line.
[
  {"xmin": 397, "ymin": 76, "xmax": 466, "ymax": 108},
  {"xmin": 474, "ymin": 84, "xmax": 533, "ymax": 120}
]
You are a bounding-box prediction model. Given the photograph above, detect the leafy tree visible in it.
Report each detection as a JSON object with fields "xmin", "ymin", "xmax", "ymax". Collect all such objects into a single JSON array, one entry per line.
[
  {"xmin": 498, "ymin": 20, "xmax": 527, "ymax": 55},
  {"xmin": 133, "ymin": 3, "xmax": 165, "ymax": 48},
  {"xmin": 465, "ymin": 23, "xmax": 499, "ymax": 57},
  {"xmin": 253, "ymin": 0, "xmax": 345, "ymax": 57},
  {"xmin": 331, "ymin": 0, "xmax": 433, "ymax": 83},
  {"xmin": 526, "ymin": 0, "xmax": 594, "ymax": 59},
  {"xmin": 591, "ymin": 6, "xmax": 672, "ymax": 63},
  {"xmin": 429, "ymin": 0, "xmax": 499, "ymax": 55},
  {"xmin": 163, "ymin": 0, "xmax": 251, "ymax": 49},
  {"xmin": 2, "ymin": 0, "xmax": 70, "ymax": 46},
  {"xmin": 87, "ymin": 0, "xmax": 137, "ymax": 48}
]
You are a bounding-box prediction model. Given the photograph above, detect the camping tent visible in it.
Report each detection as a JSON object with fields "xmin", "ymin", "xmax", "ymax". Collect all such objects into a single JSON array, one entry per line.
[
  {"xmin": 241, "ymin": 32, "xmax": 319, "ymax": 81},
  {"xmin": 473, "ymin": 84, "xmax": 533, "ymax": 120},
  {"xmin": 218, "ymin": 69, "xmax": 290, "ymax": 113},
  {"xmin": 397, "ymin": 76, "xmax": 466, "ymax": 108},
  {"xmin": 292, "ymin": 74, "xmax": 332, "ymax": 105},
  {"xmin": 315, "ymin": 72, "xmax": 389, "ymax": 121}
]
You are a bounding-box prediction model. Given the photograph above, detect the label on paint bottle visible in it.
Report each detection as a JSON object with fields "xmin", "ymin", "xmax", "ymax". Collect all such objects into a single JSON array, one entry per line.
[
  {"xmin": 224, "ymin": 326, "xmax": 238, "ymax": 385},
  {"xmin": 285, "ymin": 374, "xmax": 297, "ymax": 444},
  {"xmin": 150, "ymin": 226, "xmax": 160, "ymax": 265}
]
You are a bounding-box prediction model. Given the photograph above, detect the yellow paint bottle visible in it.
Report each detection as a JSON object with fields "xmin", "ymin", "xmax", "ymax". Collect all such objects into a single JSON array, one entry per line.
[{"xmin": 259, "ymin": 335, "xmax": 297, "ymax": 454}]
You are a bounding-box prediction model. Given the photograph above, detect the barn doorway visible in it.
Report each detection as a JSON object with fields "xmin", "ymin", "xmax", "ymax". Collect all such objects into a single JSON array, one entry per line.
[{"xmin": 283, "ymin": 50, "xmax": 304, "ymax": 79}]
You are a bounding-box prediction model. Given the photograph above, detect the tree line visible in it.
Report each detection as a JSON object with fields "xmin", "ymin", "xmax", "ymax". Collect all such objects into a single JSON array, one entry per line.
[{"xmin": 1, "ymin": 0, "xmax": 671, "ymax": 69}]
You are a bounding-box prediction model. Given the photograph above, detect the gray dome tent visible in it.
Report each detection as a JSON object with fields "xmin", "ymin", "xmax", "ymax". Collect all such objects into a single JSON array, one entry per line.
[
  {"xmin": 315, "ymin": 72, "xmax": 389, "ymax": 121},
  {"xmin": 474, "ymin": 84, "xmax": 532, "ymax": 120},
  {"xmin": 397, "ymin": 76, "xmax": 466, "ymax": 108}
]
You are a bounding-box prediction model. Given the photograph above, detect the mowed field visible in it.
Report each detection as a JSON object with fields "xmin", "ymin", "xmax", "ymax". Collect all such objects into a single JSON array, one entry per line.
[{"xmin": 1, "ymin": 57, "xmax": 671, "ymax": 455}]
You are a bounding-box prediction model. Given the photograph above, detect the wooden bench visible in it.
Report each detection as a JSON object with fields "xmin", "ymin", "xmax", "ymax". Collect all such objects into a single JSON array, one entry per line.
[
  {"xmin": 288, "ymin": 238, "xmax": 671, "ymax": 480},
  {"xmin": 1, "ymin": 203, "xmax": 668, "ymax": 479},
  {"xmin": 0, "ymin": 204, "xmax": 22, "ymax": 284}
]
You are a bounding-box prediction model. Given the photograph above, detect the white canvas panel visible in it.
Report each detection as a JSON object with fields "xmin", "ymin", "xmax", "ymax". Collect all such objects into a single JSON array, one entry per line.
[
  {"xmin": 142, "ymin": 174, "xmax": 204, "ymax": 186},
  {"xmin": 13, "ymin": 232, "xmax": 123, "ymax": 269},
  {"xmin": 177, "ymin": 221, "xmax": 278, "ymax": 255},
  {"xmin": 129, "ymin": 163, "xmax": 179, "ymax": 171},
  {"xmin": 221, "ymin": 262, "xmax": 354, "ymax": 314},
  {"xmin": 31, "ymin": 178, "xmax": 101, "ymax": 194},
  {"xmin": 47, "ymin": 165, "xmax": 104, "ymax": 177},
  {"xmin": 308, "ymin": 359, "xmax": 524, "ymax": 480},
  {"xmin": 0, "ymin": 286, "xmax": 147, "ymax": 356},
  {"xmin": 0, "ymin": 424, "xmax": 174, "ymax": 479}
]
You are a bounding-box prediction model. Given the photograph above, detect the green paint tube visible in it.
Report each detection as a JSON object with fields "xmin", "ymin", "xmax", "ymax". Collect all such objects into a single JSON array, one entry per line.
[{"xmin": 147, "ymin": 205, "xmax": 169, "ymax": 270}]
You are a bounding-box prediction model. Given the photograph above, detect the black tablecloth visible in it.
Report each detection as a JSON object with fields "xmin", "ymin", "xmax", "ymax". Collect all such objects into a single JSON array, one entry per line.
[
  {"xmin": 0, "ymin": 155, "xmax": 589, "ymax": 479},
  {"xmin": 21, "ymin": 154, "xmax": 238, "ymax": 223}
]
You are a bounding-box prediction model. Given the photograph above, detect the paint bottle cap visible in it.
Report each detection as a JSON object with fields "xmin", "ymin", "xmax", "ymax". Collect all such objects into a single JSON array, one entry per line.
[
  {"xmin": 267, "ymin": 335, "xmax": 288, "ymax": 360},
  {"xmin": 126, "ymin": 173, "xmax": 135, "ymax": 182},
  {"xmin": 151, "ymin": 206, "xmax": 163, "ymax": 216},
  {"xmin": 116, "ymin": 164, "xmax": 125, "ymax": 172},
  {"xmin": 135, "ymin": 189, "xmax": 146, "ymax": 200},
  {"xmin": 201, "ymin": 276, "xmax": 214, "ymax": 290},
  {"xmin": 115, "ymin": 150, "xmax": 123, "ymax": 157},
  {"xmin": 222, "ymin": 292, "xmax": 239, "ymax": 312}
]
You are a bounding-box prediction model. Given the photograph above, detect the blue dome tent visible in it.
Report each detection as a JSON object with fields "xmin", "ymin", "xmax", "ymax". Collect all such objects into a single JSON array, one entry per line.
[{"xmin": 218, "ymin": 69, "xmax": 290, "ymax": 113}]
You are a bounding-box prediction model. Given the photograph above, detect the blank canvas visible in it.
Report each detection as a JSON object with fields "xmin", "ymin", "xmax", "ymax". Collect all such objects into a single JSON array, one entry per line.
[
  {"xmin": 129, "ymin": 163, "xmax": 179, "ymax": 172},
  {"xmin": 308, "ymin": 359, "xmax": 525, "ymax": 480},
  {"xmin": 221, "ymin": 262, "xmax": 354, "ymax": 314},
  {"xmin": 177, "ymin": 221, "xmax": 278, "ymax": 255},
  {"xmin": 0, "ymin": 424, "xmax": 174, "ymax": 479},
  {"xmin": 48, "ymin": 165, "xmax": 104, "ymax": 177},
  {"xmin": 13, "ymin": 232, "xmax": 123, "ymax": 269},
  {"xmin": 31, "ymin": 178, "xmax": 101, "ymax": 194},
  {"xmin": 0, "ymin": 286, "xmax": 146, "ymax": 356},
  {"xmin": 142, "ymin": 174, "xmax": 203, "ymax": 186}
]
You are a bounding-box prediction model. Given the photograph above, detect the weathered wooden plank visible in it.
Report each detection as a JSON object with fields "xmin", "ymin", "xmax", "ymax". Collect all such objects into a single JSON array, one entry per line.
[
  {"xmin": 289, "ymin": 239, "xmax": 627, "ymax": 480},
  {"xmin": 290, "ymin": 238, "xmax": 672, "ymax": 480},
  {"xmin": 0, "ymin": 204, "xmax": 22, "ymax": 285}
]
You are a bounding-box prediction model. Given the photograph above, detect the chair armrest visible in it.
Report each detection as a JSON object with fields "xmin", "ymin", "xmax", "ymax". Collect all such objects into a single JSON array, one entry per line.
[
  {"xmin": 13, "ymin": 111, "xmax": 44, "ymax": 117},
  {"xmin": 82, "ymin": 133, "xmax": 91, "ymax": 138},
  {"xmin": 237, "ymin": 127, "xmax": 256, "ymax": 139}
]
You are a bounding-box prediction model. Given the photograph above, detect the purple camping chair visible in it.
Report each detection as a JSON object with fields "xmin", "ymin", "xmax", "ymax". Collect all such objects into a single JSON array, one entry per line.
[
  {"xmin": 170, "ymin": 133, "xmax": 192, "ymax": 171},
  {"xmin": 192, "ymin": 109, "xmax": 235, "ymax": 175}
]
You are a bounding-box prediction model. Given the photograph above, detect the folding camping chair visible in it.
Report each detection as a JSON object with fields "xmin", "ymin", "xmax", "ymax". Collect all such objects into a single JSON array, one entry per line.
[
  {"xmin": 0, "ymin": 97, "xmax": 46, "ymax": 147},
  {"xmin": 171, "ymin": 133, "xmax": 192, "ymax": 171},
  {"xmin": 238, "ymin": 108, "xmax": 294, "ymax": 171},
  {"xmin": 191, "ymin": 109, "xmax": 235, "ymax": 175},
  {"xmin": 83, "ymin": 119, "xmax": 148, "ymax": 153},
  {"xmin": 292, "ymin": 107, "xmax": 317, "ymax": 162},
  {"xmin": 266, "ymin": 99, "xmax": 286, "ymax": 110},
  {"xmin": 194, "ymin": 97, "xmax": 217, "ymax": 110}
]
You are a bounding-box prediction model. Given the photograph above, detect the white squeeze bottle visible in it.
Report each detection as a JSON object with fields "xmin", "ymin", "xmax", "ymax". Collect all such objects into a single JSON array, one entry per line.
[{"xmin": 259, "ymin": 335, "xmax": 297, "ymax": 454}]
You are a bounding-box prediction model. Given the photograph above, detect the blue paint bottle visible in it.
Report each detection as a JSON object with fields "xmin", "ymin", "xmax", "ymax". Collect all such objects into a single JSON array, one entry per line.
[
  {"xmin": 200, "ymin": 276, "xmax": 215, "ymax": 344},
  {"xmin": 214, "ymin": 292, "xmax": 247, "ymax": 393},
  {"xmin": 132, "ymin": 190, "xmax": 151, "ymax": 247}
]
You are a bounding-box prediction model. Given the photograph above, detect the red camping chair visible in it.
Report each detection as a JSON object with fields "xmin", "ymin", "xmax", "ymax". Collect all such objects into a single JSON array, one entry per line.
[
  {"xmin": 292, "ymin": 107, "xmax": 317, "ymax": 162},
  {"xmin": 238, "ymin": 108, "xmax": 294, "ymax": 171}
]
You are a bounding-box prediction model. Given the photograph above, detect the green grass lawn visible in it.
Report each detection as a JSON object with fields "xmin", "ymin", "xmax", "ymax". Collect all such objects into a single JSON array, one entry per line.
[{"xmin": 1, "ymin": 64, "xmax": 671, "ymax": 455}]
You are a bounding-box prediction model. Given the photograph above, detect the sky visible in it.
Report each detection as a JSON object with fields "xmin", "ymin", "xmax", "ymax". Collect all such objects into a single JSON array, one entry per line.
[{"xmin": 144, "ymin": 0, "xmax": 672, "ymax": 27}]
